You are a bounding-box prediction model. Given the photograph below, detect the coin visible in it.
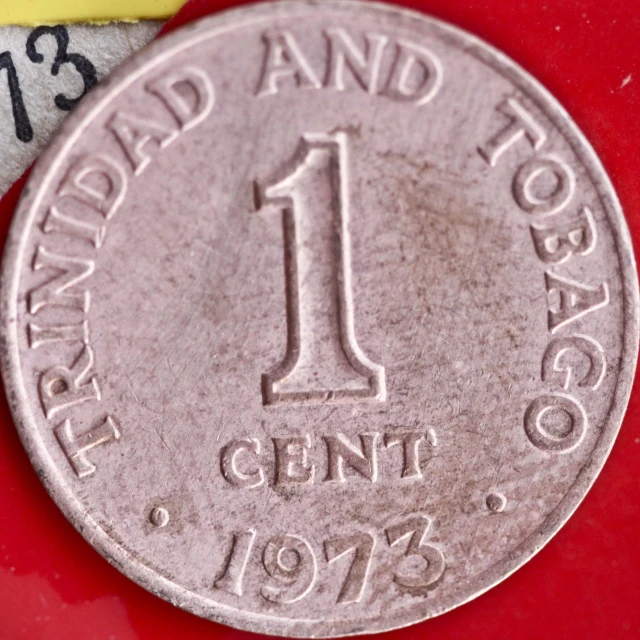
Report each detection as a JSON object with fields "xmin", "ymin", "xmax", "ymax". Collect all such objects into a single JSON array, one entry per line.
[{"xmin": 1, "ymin": 1, "xmax": 638, "ymax": 636}]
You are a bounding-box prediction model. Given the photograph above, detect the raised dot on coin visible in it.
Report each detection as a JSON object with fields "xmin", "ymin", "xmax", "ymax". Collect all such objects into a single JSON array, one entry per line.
[
  {"xmin": 149, "ymin": 506, "xmax": 170, "ymax": 528},
  {"xmin": 486, "ymin": 493, "xmax": 507, "ymax": 513}
]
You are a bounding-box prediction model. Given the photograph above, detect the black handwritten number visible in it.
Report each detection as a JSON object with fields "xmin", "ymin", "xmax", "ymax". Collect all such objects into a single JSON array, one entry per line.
[
  {"xmin": 26, "ymin": 26, "xmax": 98, "ymax": 111},
  {"xmin": 0, "ymin": 52, "xmax": 33, "ymax": 143}
]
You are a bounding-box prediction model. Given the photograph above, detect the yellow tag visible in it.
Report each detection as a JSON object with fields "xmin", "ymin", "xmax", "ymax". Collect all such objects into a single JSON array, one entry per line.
[{"xmin": 0, "ymin": 0, "xmax": 185, "ymax": 25}]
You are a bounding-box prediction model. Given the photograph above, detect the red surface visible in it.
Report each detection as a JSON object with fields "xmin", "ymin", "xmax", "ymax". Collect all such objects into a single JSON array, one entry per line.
[{"xmin": 1, "ymin": 1, "xmax": 639, "ymax": 638}]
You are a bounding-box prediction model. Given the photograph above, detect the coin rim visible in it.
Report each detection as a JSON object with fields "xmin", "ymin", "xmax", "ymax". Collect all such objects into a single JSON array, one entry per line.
[{"xmin": 1, "ymin": 1, "xmax": 638, "ymax": 636}]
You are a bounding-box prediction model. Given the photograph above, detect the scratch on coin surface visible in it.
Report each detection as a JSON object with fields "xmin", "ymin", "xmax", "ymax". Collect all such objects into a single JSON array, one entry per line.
[{"xmin": 126, "ymin": 376, "xmax": 139, "ymax": 403}]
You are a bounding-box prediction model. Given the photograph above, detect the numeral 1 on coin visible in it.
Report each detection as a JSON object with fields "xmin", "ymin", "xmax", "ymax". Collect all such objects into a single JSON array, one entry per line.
[
  {"xmin": 214, "ymin": 529, "xmax": 257, "ymax": 596},
  {"xmin": 256, "ymin": 132, "xmax": 385, "ymax": 405}
]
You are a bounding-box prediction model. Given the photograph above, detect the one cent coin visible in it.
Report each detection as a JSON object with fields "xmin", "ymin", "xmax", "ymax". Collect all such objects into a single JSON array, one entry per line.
[{"xmin": 1, "ymin": 1, "xmax": 638, "ymax": 636}]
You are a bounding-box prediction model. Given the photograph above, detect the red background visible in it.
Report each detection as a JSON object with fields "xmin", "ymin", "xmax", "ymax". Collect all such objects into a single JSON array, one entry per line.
[{"xmin": 1, "ymin": 1, "xmax": 639, "ymax": 638}]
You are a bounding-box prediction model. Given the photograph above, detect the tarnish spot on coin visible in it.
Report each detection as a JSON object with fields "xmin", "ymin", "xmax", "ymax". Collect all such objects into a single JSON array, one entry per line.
[
  {"xmin": 486, "ymin": 493, "xmax": 507, "ymax": 514},
  {"xmin": 149, "ymin": 506, "xmax": 170, "ymax": 528}
]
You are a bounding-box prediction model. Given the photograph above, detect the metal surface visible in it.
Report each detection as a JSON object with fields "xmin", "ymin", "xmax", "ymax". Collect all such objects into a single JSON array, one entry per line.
[{"xmin": 1, "ymin": 1, "xmax": 638, "ymax": 636}]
